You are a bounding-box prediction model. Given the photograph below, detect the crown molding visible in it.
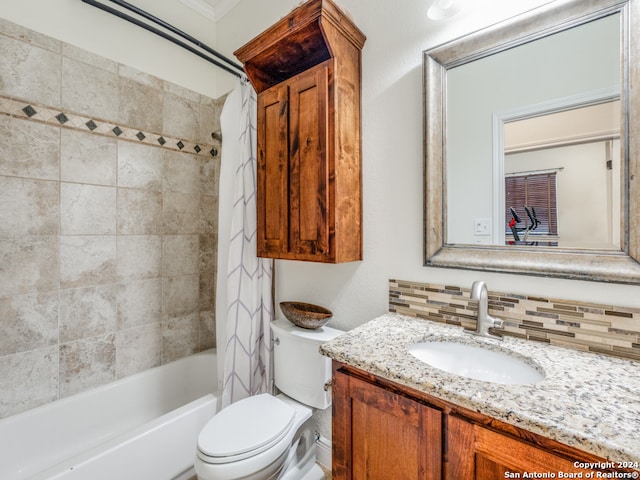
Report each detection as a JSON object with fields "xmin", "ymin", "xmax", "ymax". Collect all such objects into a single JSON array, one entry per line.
[
  {"xmin": 177, "ymin": 0, "xmax": 240, "ymax": 21},
  {"xmin": 210, "ymin": 0, "xmax": 240, "ymax": 20},
  {"xmin": 176, "ymin": 0, "xmax": 216, "ymax": 21}
]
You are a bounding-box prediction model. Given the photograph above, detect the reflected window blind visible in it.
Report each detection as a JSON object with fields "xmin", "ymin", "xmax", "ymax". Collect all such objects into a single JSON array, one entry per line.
[{"xmin": 505, "ymin": 172, "xmax": 558, "ymax": 235}]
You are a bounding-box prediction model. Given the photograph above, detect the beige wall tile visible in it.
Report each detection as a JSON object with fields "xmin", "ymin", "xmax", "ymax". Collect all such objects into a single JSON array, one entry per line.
[
  {"xmin": 59, "ymin": 285, "xmax": 118, "ymax": 343},
  {"xmin": 0, "ymin": 292, "xmax": 58, "ymax": 356},
  {"xmin": 0, "ymin": 35, "xmax": 61, "ymax": 106},
  {"xmin": 199, "ymin": 234, "xmax": 217, "ymax": 273},
  {"xmin": 164, "ymin": 81, "xmax": 200, "ymax": 103},
  {"xmin": 0, "ymin": 116, "xmax": 59, "ymax": 180},
  {"xmin": 163, "ymin": 191, "xmax": 199, "ymax": 234},
  {"xmin": 0, "ymin": 347, "xmax": 58, "ymax": 417},
  {"xmin": 199, "ymin": 310, "xmax": 216, "ymax": 351},
  {"xmin": 162, "ymin": 235, "xmax": 199, "ymax": 277},
  {"xmin": 115, "ymin": 323, "xmax": 162, "ymax": 378},
  {"xmin": 163, "ymin": 150, "xmax": 201, "ymax": 193},
  {"xmin": 0, "ymin": 236, "xmax": 58, "ymax": 296},
  {"xmin": 199, "ymin": 195, "xmax": 218, "ymax": 234},
  {"xmin": 60, "ymin": 235, "xmax": 117, "ymax": 289},
  {"xmin": 199, "ymin": 272, "xmax": 215, "ymax": 311},
  {"xmin": 61, "ymin": 56, "xmax": 118, "ymax": 121},
  {"xmin": 162, "ymin": 275, "xmax": 199, "ymax": 318},
  {"xmin": 0, "ymin": 177, "xmax": 59, "ymax": 235},
  {"xmin": 0, "ymin": 17, "xmax": 61, "ymax": 52},
  {"xmin": 59, "ymin": 334, "xmax": 116, "ymax": 398},
  {"xmin": 116, "ymin": 279, "xmax": 162, "ymax": 330},
  {"xmin": 116, "ymin": 188, "xmax": 162, "ymax": 235},
  {"xmin": 116, "ymin": 235, "xmax": 162, "ymax": 281},
  {"xmin": 61, "ymin": 183, "xmax": 117, "ymax": 235},
  {"xmin": 119, "ymin": 76, "xmax": 163, "ymax": 132},
  {"xmin": 0, "ymin": 17, "xmax": 221, "ymax": 418},
  {"xmin": 117, "ymin": 141, "xmax": 164, "ymax": 191},
  {"xmin": 162, "ymin": 313, "xmax": 199, "ymax": 362},
  {"xmin": 118, "ymin": 64, "xmax": 163, "ymax": 89},
  {"xmin": 60, "ymin": 129, "xmax": 117, "ymax": 186},
  {"xmin": 62, "ymin": 43, "xmax": 117, "ymax": 73},
  {"xmin": 198, "ymin": 101, "xmax": 221, "ymax": 146},
  {"xmin": 200, "ymin": 155, "xmax": 220, "ymax": 196},
  {"xmin": 163, "ymin": 91, "xmax": 199, "ymax": 140}
]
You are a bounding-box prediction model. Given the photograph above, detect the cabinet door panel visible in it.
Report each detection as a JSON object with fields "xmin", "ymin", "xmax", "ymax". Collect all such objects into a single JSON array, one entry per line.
[
  {"xmin": 257, "ymin": 83, "xmax": 289, "ymax": 256},
  {"xmin": 288, "ymin": 63, "xmax": 330, "ymax": 256},
  {"xmin": 334, "ymin": 372, "xmax": 442, "ymax": 480},
  {"xmin": 447, "ymin": 415, "xmax": 596, "ymax": 480}
]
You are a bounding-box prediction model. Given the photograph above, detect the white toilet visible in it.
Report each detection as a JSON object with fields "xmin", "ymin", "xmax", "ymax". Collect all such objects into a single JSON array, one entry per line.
[{"xmin": 195, "ymin": 318, "xmax": 343, "ymax": 480}]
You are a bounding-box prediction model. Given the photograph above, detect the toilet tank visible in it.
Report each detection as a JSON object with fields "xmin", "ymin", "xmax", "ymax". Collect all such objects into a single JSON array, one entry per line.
[{"xmin": 270, "ymin": 318, "xmax": 344, "ymax": 410}]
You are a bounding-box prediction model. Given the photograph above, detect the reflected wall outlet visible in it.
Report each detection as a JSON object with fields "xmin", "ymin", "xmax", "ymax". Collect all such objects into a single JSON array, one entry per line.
[{"xmin": 473, "ymin": 218, "xmax": 491, "ymax": 236}]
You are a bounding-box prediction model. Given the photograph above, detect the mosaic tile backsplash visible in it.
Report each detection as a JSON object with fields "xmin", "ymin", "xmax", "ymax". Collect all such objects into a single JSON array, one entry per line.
[
  {"xmin": 390, "ymin": 279, "xmax": 640, "ymax": 361},
  {"xmin": 0, "ymin": 17, "xmax": 224, "ymax": 418}
]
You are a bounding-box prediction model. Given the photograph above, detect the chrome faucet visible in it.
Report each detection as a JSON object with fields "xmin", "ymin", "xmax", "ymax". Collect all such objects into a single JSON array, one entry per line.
[{"xmin": 468, "ymin": 281, "xmax": 504, "ymax": 339}]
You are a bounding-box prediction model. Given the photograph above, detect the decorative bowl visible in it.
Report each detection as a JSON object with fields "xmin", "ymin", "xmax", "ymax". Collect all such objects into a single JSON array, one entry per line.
[{"xmin": 279, "ymin": 301, "xmax": 333, "ymax": 329}]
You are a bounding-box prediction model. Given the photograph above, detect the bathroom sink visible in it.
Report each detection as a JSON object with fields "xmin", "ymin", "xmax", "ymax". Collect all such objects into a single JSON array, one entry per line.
[{"xmin": 408, "ymin": 341, "xmax": 544, "ymax": 385}]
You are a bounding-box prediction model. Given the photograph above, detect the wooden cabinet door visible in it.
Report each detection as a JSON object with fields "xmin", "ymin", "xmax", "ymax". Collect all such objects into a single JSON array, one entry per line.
[
  {"xmin": 288, "ymin": 62, "xmax": 331, "ymax": 258},
  {"xmin": 333, "ymin": 370, "xmax": 442, "ymax": 480},
  {"xmin": 257, "ymin": 82, "xmax": 289, "ymax": 257},
  {"xmin": 446, "ymin": 415, "xmax": 596, "ymax": 480},
  {"xmin": 256, "ymin": 61, "xmax": 332, "ymax": 260}
]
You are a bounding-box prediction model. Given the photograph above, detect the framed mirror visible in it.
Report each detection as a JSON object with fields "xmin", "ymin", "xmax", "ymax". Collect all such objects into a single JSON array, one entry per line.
[{"xmin": 423, "ymin": 0, "xmax": 640, "ymax": 284}]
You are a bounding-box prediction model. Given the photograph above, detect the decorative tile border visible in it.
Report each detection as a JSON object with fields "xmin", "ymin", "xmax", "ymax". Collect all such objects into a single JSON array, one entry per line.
[
  {"xmin": 389, "ymin": 279, "xmax": 640, "ymax": 362},
  {"xmin": 0, "ymin": 94, "xmax": 219, "ymax": 158}
]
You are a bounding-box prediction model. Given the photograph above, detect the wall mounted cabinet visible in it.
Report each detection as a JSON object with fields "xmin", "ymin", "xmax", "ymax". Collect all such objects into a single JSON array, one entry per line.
[{"xmin": 235, "ymin": 0, "xmax": 365, "ymax": 263}]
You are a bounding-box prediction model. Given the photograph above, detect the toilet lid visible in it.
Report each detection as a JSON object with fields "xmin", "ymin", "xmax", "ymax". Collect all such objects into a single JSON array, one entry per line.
[{"xmin": 198, "ymin": 394, "xmax": 295, "ymax": 461}]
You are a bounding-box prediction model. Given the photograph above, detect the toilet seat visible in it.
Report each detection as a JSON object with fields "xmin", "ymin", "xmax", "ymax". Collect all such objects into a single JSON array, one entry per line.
[{"xmin": 197, "ymin": 394, "xmax": 295, "ymax": 464}]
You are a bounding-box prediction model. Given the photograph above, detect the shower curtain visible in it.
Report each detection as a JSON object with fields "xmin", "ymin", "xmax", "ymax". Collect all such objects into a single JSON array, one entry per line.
[{"xmin": 219, "ymin": 78, "xmax": 274, "ymax": 408}]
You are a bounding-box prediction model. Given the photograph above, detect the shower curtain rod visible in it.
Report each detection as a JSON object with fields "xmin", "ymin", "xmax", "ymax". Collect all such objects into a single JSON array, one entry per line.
[{"xmin": 81, "ymin": 0, "xmax": 245, "ymax": 78}]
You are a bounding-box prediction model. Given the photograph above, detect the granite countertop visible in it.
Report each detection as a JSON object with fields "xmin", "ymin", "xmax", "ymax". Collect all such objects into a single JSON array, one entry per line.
[{"xmin": 320, "ymin": 313, "xmax": 640, "ymax": 463}]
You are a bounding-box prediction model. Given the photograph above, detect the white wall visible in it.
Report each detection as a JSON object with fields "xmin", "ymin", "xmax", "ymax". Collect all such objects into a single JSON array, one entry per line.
[
  {"xmin": 216, "ymin": 0, "xmax": 640, "ymax": 339},
  {"xmin": 0, "ymin": 0, "xmax": 221, "ymax": 98}
]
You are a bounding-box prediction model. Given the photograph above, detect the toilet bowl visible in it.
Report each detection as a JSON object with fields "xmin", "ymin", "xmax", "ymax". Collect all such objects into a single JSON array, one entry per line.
[
  {"xmin": 195, "ymin": 319, "xmax": 343, "ymax": 480},
  {"xmin": 195, "ymin": 394, "xmax": 316, "ymax": 480}
]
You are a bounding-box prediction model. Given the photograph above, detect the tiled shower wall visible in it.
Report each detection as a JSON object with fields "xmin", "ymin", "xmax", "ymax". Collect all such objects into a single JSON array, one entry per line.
[
  {"xmin": 0, "ymin": 18, "xmax": 223, "ymax": 418},
  {"xmin": 390, "ymin": 279, "xmax": 640, "ymax": 361}
]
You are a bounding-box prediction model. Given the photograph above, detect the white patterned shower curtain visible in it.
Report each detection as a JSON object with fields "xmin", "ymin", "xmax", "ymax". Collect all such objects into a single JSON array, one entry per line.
[{"xmin": 219, "ymin": 79, "xmax": 274, "ymax": 408}]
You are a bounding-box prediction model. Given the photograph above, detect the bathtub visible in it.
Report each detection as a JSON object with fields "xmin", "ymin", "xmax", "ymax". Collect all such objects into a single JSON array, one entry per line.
[{"xmin": 0, "ymin": 349, "xmax": 219, "ymax": 480}]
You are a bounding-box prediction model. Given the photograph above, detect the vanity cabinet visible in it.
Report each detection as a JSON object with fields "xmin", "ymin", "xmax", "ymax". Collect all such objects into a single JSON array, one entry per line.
[
  {"xmin": 447, "ymin": 415, "xmax": 592, "ymax": 479},
  {"xmin": 234, "ymin": 0, "xmax": 365, "ymax": 263},
  {"xmin": 333, "ymin": 368, "xmax": 442, "ymax": 480},
  {"xmin": 332, "ymin": 362, "xmax": 636, "ymax": 480}
]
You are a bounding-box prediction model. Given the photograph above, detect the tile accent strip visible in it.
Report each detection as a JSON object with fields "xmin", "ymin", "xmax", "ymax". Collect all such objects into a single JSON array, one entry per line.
[
  {"xmin": 389, "ymin": 279, "xmax": 640, "ymax": 362},
  {"xmin": 0, "ymin": 94, "xmax": 219, "ymax": 158}
]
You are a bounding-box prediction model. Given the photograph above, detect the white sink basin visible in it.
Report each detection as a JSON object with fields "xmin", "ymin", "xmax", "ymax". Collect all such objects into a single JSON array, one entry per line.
[{"xmin": 408, "ymin": 341, "xmax": 544, "ymax": 385}]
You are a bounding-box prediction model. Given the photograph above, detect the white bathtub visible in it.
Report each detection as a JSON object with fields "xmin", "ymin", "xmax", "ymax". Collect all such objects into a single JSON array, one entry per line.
[{"xmin": 0, "ymin": 349, "xmax": 219, "ymax": 480}]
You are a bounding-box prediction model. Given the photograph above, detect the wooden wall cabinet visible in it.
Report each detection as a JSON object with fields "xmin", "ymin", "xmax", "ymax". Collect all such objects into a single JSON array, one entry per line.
[
  {"xmin": 332, "ymin": 363, "xmax": 638, "ymax": 480},
  {"xmin": 234, "ymin": 0, "xmax": 365, "ymax": 263}
]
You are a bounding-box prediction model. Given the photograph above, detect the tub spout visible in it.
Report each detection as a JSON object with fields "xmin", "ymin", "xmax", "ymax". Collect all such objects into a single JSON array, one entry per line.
[{"xmin": 468, "ymin": 281, "xmax": 503, "ymax": 339}]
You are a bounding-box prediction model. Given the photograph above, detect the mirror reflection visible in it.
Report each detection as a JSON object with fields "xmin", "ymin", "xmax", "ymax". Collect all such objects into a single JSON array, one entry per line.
[
  {"xmin": 504, "ymin": 101, "xmax": 621, "ymax": 248},
  {"xmin": 445, "ymin": 12, "xmax": 622, "ymax": 249}
]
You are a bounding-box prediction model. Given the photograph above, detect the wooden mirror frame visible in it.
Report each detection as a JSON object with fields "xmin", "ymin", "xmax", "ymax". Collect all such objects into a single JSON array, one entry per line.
[{"xmin": 423, "ymin": 0, "xmax": 640, "ymax": 284}]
